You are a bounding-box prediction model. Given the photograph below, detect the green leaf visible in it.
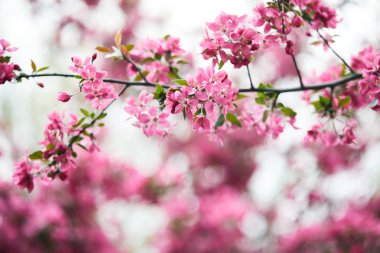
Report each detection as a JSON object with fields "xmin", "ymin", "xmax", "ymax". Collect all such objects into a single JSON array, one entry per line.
[
  {"xmin": 31, "ymin": 60, "xmax": 37, "ymax": 72},
  {"xmin": 338, "ymin": 97, "xmax": 351, "ymax": 107},
  {"xmin": 0, "ymin": 56, "xmax": 11, "ymax": 63},
  {"xmin": 141, "ymin": 57, "xmax": 155, "ymax": 64},
  {"xmin": 73, "ymin": 117, "xmax": 85, "ymax": 128},
  {"xmin": 37, "ymin": 66, "xmax": 49, "ymax": 72},
  {"xmin": 163, "ymin": 34, "xmax": 170, "ymax": 41},
  {"xmin": 173, "ymin": 79, "xmax": 188, "ymax": 86},
  {"xmin": 176, "ymin": 60, "xmax": 189, "ymax": 65},
  {"xmin": 80, "ymin": 108, "xmax": 90, "ymax": 117},
  {"xmin": 281, "ymin": 107, "xmax": 297, "ymax": 117},
  {"xmin": 29, "ymin": 151, "xmax": 43, "ymax": 160},
  {"xmin": 255, "ymin": 97, "xmax": 266, "ymax": 105},
  {"xmin": 97, "ymin": 112, "xmax": 107, "ymax": 120},
  {"xmin": 237, "ymin": 93, "xmax": 249, "ymax": 100},
  {"xmin": 125, "ymin": 44, "xmax": 134, "ymax": 52},
  {"xmin": 226, "ymin": 113, "xmax": 242, "ymax": 127},
  {"xmin": 218, "ymin": 60, "xmax": 225, "ymax": 69},
  {"xmin": 96, "ymin": 46, "xmax": 113, "ymax": 53},
  {"xmin": 154, "ymin": 53, "xmax": 162, "ymax": 60},
  {"xmin": 98, "ymin": 123, "xmax": 105, "ymax": 127},
  {"xmin": 194, "ymin": 108, "xmax": 202, "ymax": 117},
  {"xmin": 319, "ymin": 96, "xmax": 331, "ymax": 107},
  {"xmin": 70, "ymin": 136, "xmax": 83, "ymax": 144},
  {"xmin": 262, "ymin": 110, "xmax": 269, "ymax": 122},
  {"xmin": 46, "ymin": 143, "xmax": 55, "ymax": 151},
  {"xmin": 154, "ymin": 84, "xmax": 165, "ymax": 99},
  {"xmin": 74, "ymin": 75, "xmax": 82, "ymax": 79},
  {"xmin": 214, "ymin": 114, "xmax": 225, "ymax": 129},
  {"xmin": 134, "ymin": 70, "xmax": 148, "ymax": 81}
]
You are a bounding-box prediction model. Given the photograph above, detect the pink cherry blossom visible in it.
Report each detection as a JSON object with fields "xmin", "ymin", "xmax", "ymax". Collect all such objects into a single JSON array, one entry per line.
[{"xmin": 13, "ymin": 156, "xmax": 38, "ymax": 193}]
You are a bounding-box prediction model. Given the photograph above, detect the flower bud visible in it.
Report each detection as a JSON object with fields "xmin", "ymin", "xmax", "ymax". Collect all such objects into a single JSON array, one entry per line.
[
  {"xmin": 57, "ymin": 92, "xmax": 71, "ymax": 102},
  {"xmin": 292, "ymin": 15, "xmax": 303, "ymax": 28}
]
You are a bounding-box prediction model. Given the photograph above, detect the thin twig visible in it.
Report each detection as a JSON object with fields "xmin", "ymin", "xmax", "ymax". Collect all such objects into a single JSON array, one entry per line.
[
  {"xmin": 290, "ymin": 54, "xmax": 305, "ymax": 88},
  {"xmin": 246, "ymin": 66, "xmax": 255, "ymax": 90},
  {"xmin": 316, "ymin": 29, "xmax": 355, "ymax": 73}
]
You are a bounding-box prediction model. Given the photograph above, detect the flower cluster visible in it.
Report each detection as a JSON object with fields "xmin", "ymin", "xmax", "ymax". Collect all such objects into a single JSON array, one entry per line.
[
  {"xmin": 124, "ymin": 90, "xmax": 173, "ymax": 137},
  {"xmin": 69, "ymin": 55, "xmax": 117, "ymax": 110},
  {"xmin": 13, "ymin": 110, "xmax": 103, "ymax": 192},
  {"xmin": 200, "ymin": 12, "xmax": 261, "ymax": 68},
  {"xmin": 305, "ymin": 119, "xmax": 357, "ymax": 147},
  {"xmin": 278, "ymin": 205, "xmax": 380, "ymax": 253},
  {"xmin": 13, "ymin": 155, "xmax": 39, "ymax": 193},
  {"xmin": 0, "ymin": 39, "xmax": 20, "ymax": 84},
  {"xmin": 351, "ymin": 47, "xmax": 380, "ymax": 109},
  {"xmin": 253, "ymin": 0, "xmax": 338, "ymax": 52},
  {"xmin": 157, "ymin": 188, "xmax": 252, "ymax": 253},
  {"xmin": 126, "ymin": 35, "xmax": 187, "ymax": 84},
  {"xmin": 165, "ymin": 65, "xmax": 238, "ymax": 131},
  {"xmin": 240, "ymin": 101, "xmax": 292, "ymax": 139}
]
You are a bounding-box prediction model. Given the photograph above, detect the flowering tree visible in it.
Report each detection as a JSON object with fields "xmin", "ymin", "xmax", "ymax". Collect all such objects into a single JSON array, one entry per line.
[{"xmin": 1, "ymin": 0, "xmax": 380, "ymax": 252}]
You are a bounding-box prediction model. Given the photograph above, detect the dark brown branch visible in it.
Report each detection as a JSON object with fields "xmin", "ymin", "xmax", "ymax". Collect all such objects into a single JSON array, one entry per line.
[
  {"xmin": 246, "ymin": 66, "xmax": 255, "ymax": 90},
  {"xmin": 17, "ymin": 72, "xmax": 363, "ymax": 94},
  {"xmin": 290, "ymin": 54, "xmax": 305, "ymax": 88}
]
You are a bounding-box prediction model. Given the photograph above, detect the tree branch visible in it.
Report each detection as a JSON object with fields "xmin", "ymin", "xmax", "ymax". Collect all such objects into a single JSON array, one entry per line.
[
  {"xmin": 17, "ymin": 72, "xmax": 363, "ymax": 94},
  {"xmin": 290, "ymin": 53, "xmax": 304, "ymax": 88}
]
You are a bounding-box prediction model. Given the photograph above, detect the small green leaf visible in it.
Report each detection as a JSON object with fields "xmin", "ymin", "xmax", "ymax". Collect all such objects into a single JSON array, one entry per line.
[
  {"xmin": 226, "ymin": 113, "xmax": 242, "ymax": 127},
  {"xmin": 281, "ymin": 107, "xmax": 297, "ymax": 117},
  {"xmin": 176, "ymin": 60, "xmax": 189, "ymax": 65},
  {"xmin": 134, "ymin": 70, "xmax": 148, "ymax": 81},
  {"xmin": 46, "ymin": 143, "xmax": 55, "ymax": 151},
  {"xmin": 194, "ymin": 108, "xmax": 202, "ymax": 117},
  {"xmin": 98, "ymin": 123, "xmax": 105, "ymax": 127},
  {"xmin": 173, "ymin": 79, "xmax": 188, "ymax": 86},
  {"xmin": 29, "ymin": 151, "xmax": 43, "ymax": 160},
  {"xmin": 214, "ymin": 114, "xmax": 225, "ymax": 129},
  {"xmin": 154, "ymin": 53, "xmax": 162, "ymax": 60},
  {"xmin": 97, "ymin": 112, "xmax": 107, "ymax": 120},
  {"xmin": 125, "ymin": 44, "xmax": 134, "ymax": 52},
  {"xmin": 319, "ymin": 96, "xmax": 331, "ymax": 107},
  {"xmin": 338, "ymin": 97, "xmax": 351, "ymax": 107},
  {"xmin": 262, "ymin": 110, "xmax": 269, "ymax": 122},
  {"xmin": 96, "ymin": 46, "xmax": 113, "ymax": 53},
  {"xmin": 70, "ymin": 136, "xmax": 83, "ymax": 144},
  {"xmin": 237, "ymin": 93, "xmax": 249, "ymax": 100},
  {"xmin": 0, "ymin": 56, "xmax": 11, "ymax": 63},
  {"xmin": 255, "ymin": 97, "xmax": 266, "ymax": 105},
  {"xmin": 37, "ymin": 66, "xmax": 49, "ymax": 72},
  {"xmin": 154, "ymin": 84, "xmax": 165, "ymax": 99},
  {"xmin": 31, "ymin": 60, "xmax": 37, "ymax": 72},
  {"xmin": 141, "ymin": 57, "xmax": 155, "ymax": 64},
  {"xmin": 218, "ymin": 60, "xmax": 225, "ymax": 69},
  {"xmin": 80, "ymin": 108, "xmax": 90, "ymax": 117},
  {"xmin": 74, "ymin": 75, "xmax": 82, "ymax": 79},
  {"xmin": 163, "ymin": 34, "xmax": 170, "ymax": 41},
  {"xmin": 73, "ymin": 117, "xmax": 85, "ymax": 128}
]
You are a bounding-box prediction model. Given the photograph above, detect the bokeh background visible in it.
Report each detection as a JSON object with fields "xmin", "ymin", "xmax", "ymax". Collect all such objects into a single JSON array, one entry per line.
[{"xmin": 1, "ymin": 0, "xmax": 380, "ymax": 252}]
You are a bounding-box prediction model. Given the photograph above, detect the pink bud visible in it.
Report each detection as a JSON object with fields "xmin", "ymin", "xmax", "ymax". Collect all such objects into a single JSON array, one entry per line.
[
  {"xmin": 91, "ymin": 53, "xmax": 97, "ymax": 62},
  {"xmin": 57, "ymin": 92, "xmax": 71, "ymax": 102},
  {"xmin": 285, "ymin": 40, "xmax": 294, "ymax": 55},
  {"xmin": 292, "ymin": 15, "xmax": 303, "ymax": 28}
]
